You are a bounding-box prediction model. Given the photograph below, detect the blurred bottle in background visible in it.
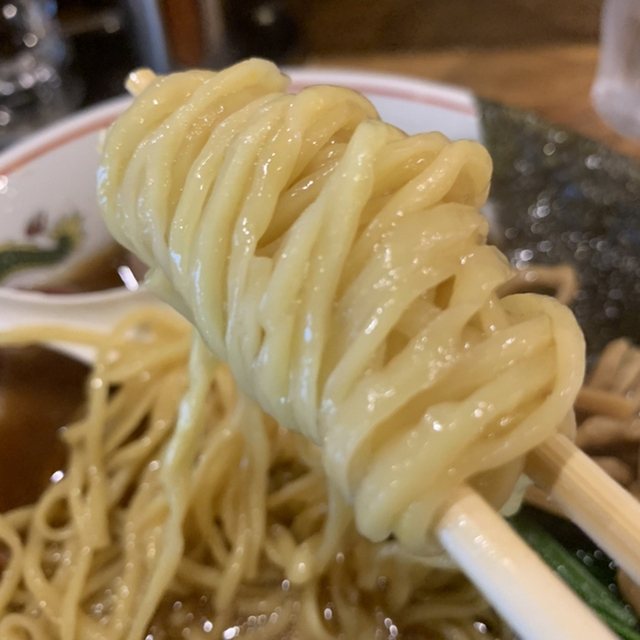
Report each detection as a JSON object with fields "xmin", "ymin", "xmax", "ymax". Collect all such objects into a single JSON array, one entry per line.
[
  {"xmin": 592, "ymin": 0, "xmax": 640, "ymax": 139},
  {"xmin": 127, "ymin": 0, "xmax": 299, "ymax": 73},
  {"xmin": 0, "ymin": 0, "xmax": 81, "ymax": 148},
  {"xmin": 0, "ymin": 0, "xmax": 300, "ymax": 149},
  {"xmin": 127, "ymin": 0, "xmax": 230, "ymax": 72}
]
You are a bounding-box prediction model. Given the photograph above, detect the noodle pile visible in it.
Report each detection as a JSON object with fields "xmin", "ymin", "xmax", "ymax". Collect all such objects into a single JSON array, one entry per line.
[
  {"xmin": 0, "ymin": 312, "xmax": 509, "ymax": 640},
  {"xmin": 0, "ymin": 58, "xmax": 590, "ymax": 640},
  {"xmin": 98, "ymin": 59, "xmax": 585, "ymax": 551}
]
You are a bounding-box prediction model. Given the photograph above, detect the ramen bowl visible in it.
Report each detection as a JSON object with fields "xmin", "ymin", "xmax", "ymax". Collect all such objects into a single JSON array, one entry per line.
[
  {"xmin": 1, "ymin": 66, "xmax": 640, "ymax": 638},
  {"xmin": 0, "ymin": 97, "xmax": 131, "ymax": 292},
  {"xmin": 0, "ymin": 68, "xmax": 480, "ymax": 295},
  {"xmin": 0, "ymin": 69, "xmax": 482, "ymax": 358}
]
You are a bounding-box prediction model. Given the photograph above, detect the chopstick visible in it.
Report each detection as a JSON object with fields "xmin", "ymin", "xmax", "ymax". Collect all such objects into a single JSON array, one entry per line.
[
  {"xmin": 438, "ymin": 431, "xmax": 640, "ymax": 640},
  {"xmin": 526, "ymin": 432, "xmax": 640, "ymax": 586},
  {"xmin": 436, "ymin": 484, "xmax": 617, "ymax": 640}
]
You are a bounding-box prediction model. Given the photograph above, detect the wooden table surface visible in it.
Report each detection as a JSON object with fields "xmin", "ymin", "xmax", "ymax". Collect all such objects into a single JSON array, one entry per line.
[{"xmin": 314, "ymin": 44, "xmax": 640, "ymax": 160}]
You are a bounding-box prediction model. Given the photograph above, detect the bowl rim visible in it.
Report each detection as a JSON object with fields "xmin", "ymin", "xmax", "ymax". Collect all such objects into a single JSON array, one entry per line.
[
  {"xmin": 0, "ymin": 66, "xmax": 479, "ymax": 303},
  {"xmin": 0, "ymin": 95, "xmax": 133, "ymax": 177},
  {"xmin": 0, "ymin": 65, "xmax": 477, "ymax": 178}
]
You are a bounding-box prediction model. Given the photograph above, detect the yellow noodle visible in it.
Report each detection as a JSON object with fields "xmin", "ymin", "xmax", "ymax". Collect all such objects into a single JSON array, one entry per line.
[
  {"xmin": 498, "ymin": 264, "xmax": 579, "ymax": 305},
  {"xmin": 98, "ymin": 58, "xmax": 585, "ymax": 552},
  {"xmin": 0, "ymin": 310, "xmax": 512, "ymax": 639},
  {"xmin": 0, "ymin": 59, "xmax": 589, "ymax": 640}
]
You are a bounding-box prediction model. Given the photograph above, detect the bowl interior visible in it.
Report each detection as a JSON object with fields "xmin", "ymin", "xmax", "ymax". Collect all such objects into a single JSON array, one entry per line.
[
  {"xmin": 480, "ymin": 98, "xmax": 640, "ymax": 360},
  {"xmin": 0, "ymin": 71, "xmax": 480, "ymax": 295},
  {"xmin": 0, "ymin": 98, "xmax": 130, "ymax": 291}
]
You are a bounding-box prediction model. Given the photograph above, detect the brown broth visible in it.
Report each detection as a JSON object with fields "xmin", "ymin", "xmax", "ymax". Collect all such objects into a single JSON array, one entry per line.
[
  {"xmin": 0, "ymin": 244, "xmax": 146, "ymax": 510},
  {"xmin": 0, "ymin": 346, "xmax": 88, "ymax": 512},
  {"xmin": 35, "ymin": 243, "xmax": 134, "ymax": 294}
]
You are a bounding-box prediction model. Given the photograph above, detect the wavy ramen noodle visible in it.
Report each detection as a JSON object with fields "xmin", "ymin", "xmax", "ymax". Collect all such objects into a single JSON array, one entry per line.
[
  {"xmin": 0, "ymin": 311, "xmax": 511, "ymax": 640},
  {"xmin": 0, "ymin": 59, "xmax": 586, "ymax": 640},
  {"xmin": 98, "ymin": 59, "xmax": 584, "ymax": 549}
]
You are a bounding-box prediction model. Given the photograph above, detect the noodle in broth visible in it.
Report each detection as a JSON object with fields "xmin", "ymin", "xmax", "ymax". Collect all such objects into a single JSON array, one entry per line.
[
  {"xmin": 0, "ymin": 59, "xmax": 600, "ymax": 640},
  {"xmin": 0, "ymin": 311, "xmax": 510, "ymax": 640}
]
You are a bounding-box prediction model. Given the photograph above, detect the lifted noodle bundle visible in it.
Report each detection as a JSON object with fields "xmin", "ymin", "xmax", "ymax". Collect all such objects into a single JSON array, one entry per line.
[{"xmin": 98, "ymin": 58, "xmax": 585, "ymax": 553}]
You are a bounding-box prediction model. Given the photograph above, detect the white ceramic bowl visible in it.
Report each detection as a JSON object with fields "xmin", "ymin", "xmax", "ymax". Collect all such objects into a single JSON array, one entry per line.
[
  {"xmin": 0, "ymin": 68, "xmax": 480, "ymax": 293},
  {"xmin": 0, "ymin": 68, "xmax": 482, "ymax": 363},
  {"xmin": 0, "ymin": 96, "xmax": 131, "ymax": 290}
]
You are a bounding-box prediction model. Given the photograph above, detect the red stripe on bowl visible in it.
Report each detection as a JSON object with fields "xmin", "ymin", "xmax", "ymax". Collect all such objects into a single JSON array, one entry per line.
[{"xmin": 0, "ymin": 78, "xmax": 475, "ymax": 177}]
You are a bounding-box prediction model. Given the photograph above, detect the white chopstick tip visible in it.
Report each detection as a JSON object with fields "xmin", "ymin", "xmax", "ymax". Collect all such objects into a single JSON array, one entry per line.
[{"xmin": 125, "ymin": 69, "xmax": 156, "ymax": 96}]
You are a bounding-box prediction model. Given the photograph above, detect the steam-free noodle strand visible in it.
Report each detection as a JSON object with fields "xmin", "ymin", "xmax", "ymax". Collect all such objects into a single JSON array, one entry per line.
[
  {"xmin": 98, "ymin": 58, "xmax": 585, "ymax": 552},
  {"xmin": 0, "ymin": 311, "xmax": 510, "ymax": 639}
]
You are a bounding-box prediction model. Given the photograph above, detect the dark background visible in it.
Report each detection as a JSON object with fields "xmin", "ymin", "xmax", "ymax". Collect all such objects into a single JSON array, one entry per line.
[{"xmin": 54, "ymin": 0, "xmax": 604, "ymax": 106}]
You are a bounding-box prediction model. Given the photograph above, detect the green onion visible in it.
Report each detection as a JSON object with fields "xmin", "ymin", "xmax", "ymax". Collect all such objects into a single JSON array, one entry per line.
[
  {"xmin": 509, "ymin": 510, "xmax": 639, "ymax": 637},
  {"xmin": 597, "ymin": 613, "xmax": 640, "ymax": 640}
]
